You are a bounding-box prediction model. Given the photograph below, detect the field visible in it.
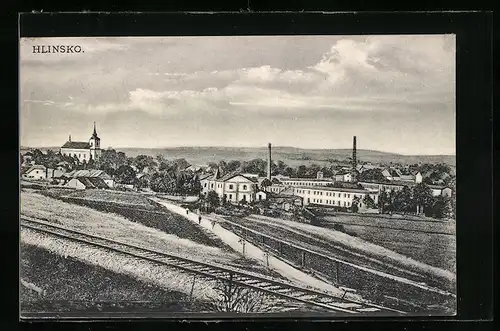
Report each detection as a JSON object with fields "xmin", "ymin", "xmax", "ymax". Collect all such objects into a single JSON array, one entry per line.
[
  {"xmin": 20, "ymin": 243, "xmax": 209, "ymax": 314},
  {"xmin": 233, "ymin": 215, "xmax": 454, "ymax": 287},
  {"xmin": 320, "ymin": 215, "xmax": 455, "ymax": 273},
  {"xmin": 218, "ymin": 217, "xmax": 455, "ymax": 314}
]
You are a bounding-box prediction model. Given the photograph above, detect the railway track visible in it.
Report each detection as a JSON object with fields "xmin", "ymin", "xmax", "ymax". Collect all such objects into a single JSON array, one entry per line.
[{"xmin": 20, "ymin": 216, "xmax": 406, "ymax": 316}]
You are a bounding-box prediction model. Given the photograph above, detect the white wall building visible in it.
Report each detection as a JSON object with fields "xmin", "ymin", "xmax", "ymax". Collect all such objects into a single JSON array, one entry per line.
[
  {"xmin": 200, "ymin": 171, "xmax": 261, "ymax": 204},
  {"xmin": 293, "ymin": 186, "xmax": 377, "ymax": 208},
  {"xmin": 60, "ymin": 122, "xmax": 102, "ymax": 163}
]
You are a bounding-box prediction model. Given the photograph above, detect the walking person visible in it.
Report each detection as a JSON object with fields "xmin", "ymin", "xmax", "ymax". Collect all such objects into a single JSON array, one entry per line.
[
  {"xmin": 186, "ymin": 208, "xmax": 189, "ymax": 215},
  {"xmin": 211, "ymin": 220, "xmax": 216, "ymax": 229},
  {"xmin": 198, "ymin": 214, "xmax": 202, "ymax": 224}
]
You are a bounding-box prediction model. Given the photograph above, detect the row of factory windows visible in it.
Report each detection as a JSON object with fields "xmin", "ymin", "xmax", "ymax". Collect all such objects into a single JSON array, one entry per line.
[
  {"xmin": 205, "ymin": 182, "xmax": 249, "ymax": 190},
  {"xmin": 296, "ymin": 189, "xmax": 361, "ymax": 199},
  {"xmin": 282, "ymin": 181, "xmax": 329, "ymax": 186},
  {"xmin": 311, "ymin": 198, "xmax": 352, "ymax": 207}
]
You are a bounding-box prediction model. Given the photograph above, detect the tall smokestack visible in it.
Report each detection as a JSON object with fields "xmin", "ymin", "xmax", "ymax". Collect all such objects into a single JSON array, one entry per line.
[
  {"xmin": 352, "ymin": 136, "xmax": 357, "ymax": 182},
  {"xmin": 267, "ymin": 143, "xmax": 272, "ymax": 180}
]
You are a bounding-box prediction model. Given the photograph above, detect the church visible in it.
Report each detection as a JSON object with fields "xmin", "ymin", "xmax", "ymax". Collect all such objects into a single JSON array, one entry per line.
[{"xmin": 60, "ymin": 122, "xmax": 102, "ymax": 163}]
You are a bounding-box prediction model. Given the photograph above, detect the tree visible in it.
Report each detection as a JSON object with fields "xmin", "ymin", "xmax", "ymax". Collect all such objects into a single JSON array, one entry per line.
[
  {"xmin": 206, "ymin": 191, "xmax": 220, "ymax": 210},
  {"xmin": 242, "ymin": 159, "xmax": 267, "ymax": 176},
  {"xmin": 226, "ymin": 160, "xmax": 242, "ymax": 173},
  {"xmin": 133, "ymin": 154, "xmax": 157, "ymax": 173},
  {"xmin": 378, "ymin": 190, "xmax": 389, "ymax": 214},
  {"xmin": 209, "ymin": 277, "xmax": 274, "ymax": 313},
  {"xmin": 114, "ymin": 165, "xmax": 136, "ymax": 185},
  {"xmin": 412, "ymin": 183, "xmax": 433, "ymax": 215},
  {"xmin": 358, "ymin": 169, "xmax": 388, "ymax": 182},
  {"xmin": 428, "ymin": 195, "xmax": 452, "ymax": 219},
  {"xmin": 150, "ymin": 171, "xmax": 176, "ymax": 193},
  {"xmin": 363, "ymin": 194, "xmax": 377, "ymax": 209},
  {"xmin": 135, "ymin": 175, "xmax": 150, "ymax": 190},
  {"xmin": 260, "ymin": 178, "xmax": 272, "ymax": 189},
  {"xmin": 296, "ymin": 165, "xmax": 307, "ymax": 178},
  {"xmin": 284, "ymin": 166, "xmax": 296, "ymax": 177},
  {"xmin": 351, "ymin": 196, "xmax": 360, "ymax": 213}
]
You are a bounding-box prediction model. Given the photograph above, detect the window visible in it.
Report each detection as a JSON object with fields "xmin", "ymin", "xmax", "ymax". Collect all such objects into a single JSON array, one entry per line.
[
  {"xmin": 204, "ymin": 183, "xmax": 207, "ymax": 187},
  {"xmin": 229, "ymin": 194, "xmax": 232, "ymax": 200},
  {"xmin": 243, "ymin": 185, "xmax": 247, "ymax": 190},
  {"xmin": 344, "ymin": 193, "xmax": 346, "ymax": 198},
  {"xmin": 338, "ymin": 193, "xmax": 341, "ymax": 197},
  {"xmin": 210, "ymin": 183, "xmax": 214, "ymax": 188},
  {"xmin": 348, "ymin": 194, "xmax": 350, "ymax": 198},
  {"xmin": 229, "ymin": 184, "xmax": 234, "ymax": 189}
]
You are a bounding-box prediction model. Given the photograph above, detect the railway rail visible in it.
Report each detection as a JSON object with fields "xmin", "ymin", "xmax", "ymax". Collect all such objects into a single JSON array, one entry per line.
[{"xmin": 20, "ymin": 216, "xmax": 406, "ymax": 316}]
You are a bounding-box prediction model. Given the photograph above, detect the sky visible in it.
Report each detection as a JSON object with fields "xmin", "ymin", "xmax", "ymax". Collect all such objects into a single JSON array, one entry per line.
[{"xmin": 19, "ymin": 35, "xmax": 456, "ymax": 155}]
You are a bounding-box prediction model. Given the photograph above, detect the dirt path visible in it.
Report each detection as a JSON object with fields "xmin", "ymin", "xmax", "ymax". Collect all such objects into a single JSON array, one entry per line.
[{"xmin": 149, "ymin": 197, "xmax": 365, "ymax": 301}]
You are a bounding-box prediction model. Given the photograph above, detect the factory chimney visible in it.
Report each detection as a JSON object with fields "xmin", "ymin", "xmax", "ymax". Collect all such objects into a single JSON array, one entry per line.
[
  {"xmin": 352, "ymin": 136, "xmax": 357, "ymax": 182},
  {"xmin": 267, "ymin": 143, "xmax": 272, "ymax": 180}
]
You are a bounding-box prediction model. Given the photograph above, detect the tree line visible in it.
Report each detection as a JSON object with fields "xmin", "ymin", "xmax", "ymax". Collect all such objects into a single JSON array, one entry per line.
[{"xmin": 358, "ymin": 183, "xmax": 454, "ymax": 219}]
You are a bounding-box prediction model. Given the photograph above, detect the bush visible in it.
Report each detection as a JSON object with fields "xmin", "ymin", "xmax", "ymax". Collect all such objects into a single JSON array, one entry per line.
[{"xmin": 333, "ymin": 223, "xmax": 346, "ymax": 232}]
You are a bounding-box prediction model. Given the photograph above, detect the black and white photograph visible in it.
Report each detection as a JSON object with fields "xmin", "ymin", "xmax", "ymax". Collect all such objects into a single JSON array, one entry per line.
[{"xmin": 19, "ymin": 34, "xmax": 457, "ymax": 317}]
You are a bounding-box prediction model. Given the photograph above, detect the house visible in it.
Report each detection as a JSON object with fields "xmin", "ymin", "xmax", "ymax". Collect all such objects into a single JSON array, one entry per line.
[
  {"xmin": 358, "ymin": 180, "xmax": 416, "ymax": 198},
  {"xmin": 60, "ymin": 122, "xmax": 102, "ymax": 163},
  {"xmin": 185, "ymin": 164, "xmax": 208, "ymax": 173},
  {"xmin": 334, "ymin": 172, "xmax": 353, "ymax": 182},
  {"xmin": 22, "ymin": 165, "xmax": 47, "ymax": 180},
  {"xmin": 382, "ymin": 168, "xmax": 402, "ymax": 181},
  {"xmin": 429, "ymin": 185, "xmax": 453, "ymax": 197},
  {"xmin": 65, "ymin": 177, "xmax": 109, "ymax": 190},
  {"xmin": 63, "ymin": 169, "xmax": 114, "ymax": 188},
  {"xmin": 255, "ymin": 190, "xmax": 267, "ymax": 202},
  {"xmin": 201, "ymin": 170, "xmax": 261, "ymax": 204},
  {"xmin": 56, "ymin": 161, "xmax": 71, "ymax": 172}
]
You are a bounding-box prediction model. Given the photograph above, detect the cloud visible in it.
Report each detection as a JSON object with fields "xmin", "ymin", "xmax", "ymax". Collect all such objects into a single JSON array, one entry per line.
[{"xmin": 20, "ymin": 35, "xmax": 455, "ymax": 153}]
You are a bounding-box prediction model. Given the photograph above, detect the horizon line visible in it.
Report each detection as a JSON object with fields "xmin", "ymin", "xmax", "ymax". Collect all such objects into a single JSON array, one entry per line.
[{"xmin": 20, "ymin": 144, "xmax": 456, "ymax": 157}]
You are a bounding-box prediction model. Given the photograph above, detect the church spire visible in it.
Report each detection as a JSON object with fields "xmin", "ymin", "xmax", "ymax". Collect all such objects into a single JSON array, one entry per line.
[{"xmin": 93, "ymin": 122, "xmax": 97, "ymax": 136}]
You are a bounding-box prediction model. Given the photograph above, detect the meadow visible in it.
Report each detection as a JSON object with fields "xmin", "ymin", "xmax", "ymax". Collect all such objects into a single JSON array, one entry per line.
[{"xmin": 320, "ymin": 215, "xmax": 456, "ymax": 273}]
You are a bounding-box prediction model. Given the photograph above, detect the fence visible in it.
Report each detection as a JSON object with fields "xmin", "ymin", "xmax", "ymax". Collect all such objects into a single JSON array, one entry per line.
[{"xmin": 217, "ymin": 219, "xmax": 455, "ymax": 313}]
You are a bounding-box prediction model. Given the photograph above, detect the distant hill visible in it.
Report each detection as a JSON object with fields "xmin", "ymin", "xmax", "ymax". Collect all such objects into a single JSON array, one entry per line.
[
  {"xmin": 116, "ymin": 147, "xmax": 456, "ymax": 167},
  {"xmin": 20, "ymin": 145, "xmax": 455, "ymax": 167}
]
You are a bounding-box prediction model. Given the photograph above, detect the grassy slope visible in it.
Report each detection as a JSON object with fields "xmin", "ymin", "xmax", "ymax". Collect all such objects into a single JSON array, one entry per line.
[
  {"xmin": 23, "ymin": 189, "xmax": 285, "ymax": 280},
  {"xmin": 20, "ymin": 243, "xmax": 208, "ymax": 313},
  {"xmin": 237, "ymin": 215, "xmax": 455, "ymax": 289},
  {"xmin": 21, "ymin": 190, "xmax": 239, "ymax": 266}
]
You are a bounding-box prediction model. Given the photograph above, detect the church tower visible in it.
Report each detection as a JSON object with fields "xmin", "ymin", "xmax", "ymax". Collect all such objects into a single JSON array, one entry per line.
[{"xmin": 89, "ymin": 122, "xmax": 102, "ymax": 161}]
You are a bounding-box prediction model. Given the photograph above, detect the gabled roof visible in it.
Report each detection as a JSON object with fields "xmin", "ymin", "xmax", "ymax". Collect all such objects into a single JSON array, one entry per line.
[
  {"xmin": 199, "ymin": 174, "xmax": 212, "ymax": 181},
  {"xmin": 72, "ymin": 177, "xmax": 108, "ymax": 189},
  {"xmin": 219, "ymin": 172, "xmax": 258, "ymax": 183},
  {"xmin": 61, "ymin": 141, "xmax": 90, "ymax": 149},
  {"xmin": 25, "ymin": 165, "xmax": 46, "ymax": 173},
  {"xmin": 65, "ymin": 169, "xmax": 111, "ymax": 179}
]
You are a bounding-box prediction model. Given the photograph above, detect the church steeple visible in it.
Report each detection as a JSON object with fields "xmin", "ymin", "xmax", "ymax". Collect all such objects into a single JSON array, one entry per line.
[{"xmin": 92, "ymin": 122, "xmax": 98, "ymax": 138}]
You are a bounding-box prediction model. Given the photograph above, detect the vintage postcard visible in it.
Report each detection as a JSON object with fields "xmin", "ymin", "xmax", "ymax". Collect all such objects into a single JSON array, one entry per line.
[{"xmin": 19, "ymin": 35, "xmax": 456, "ymax": 318}]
